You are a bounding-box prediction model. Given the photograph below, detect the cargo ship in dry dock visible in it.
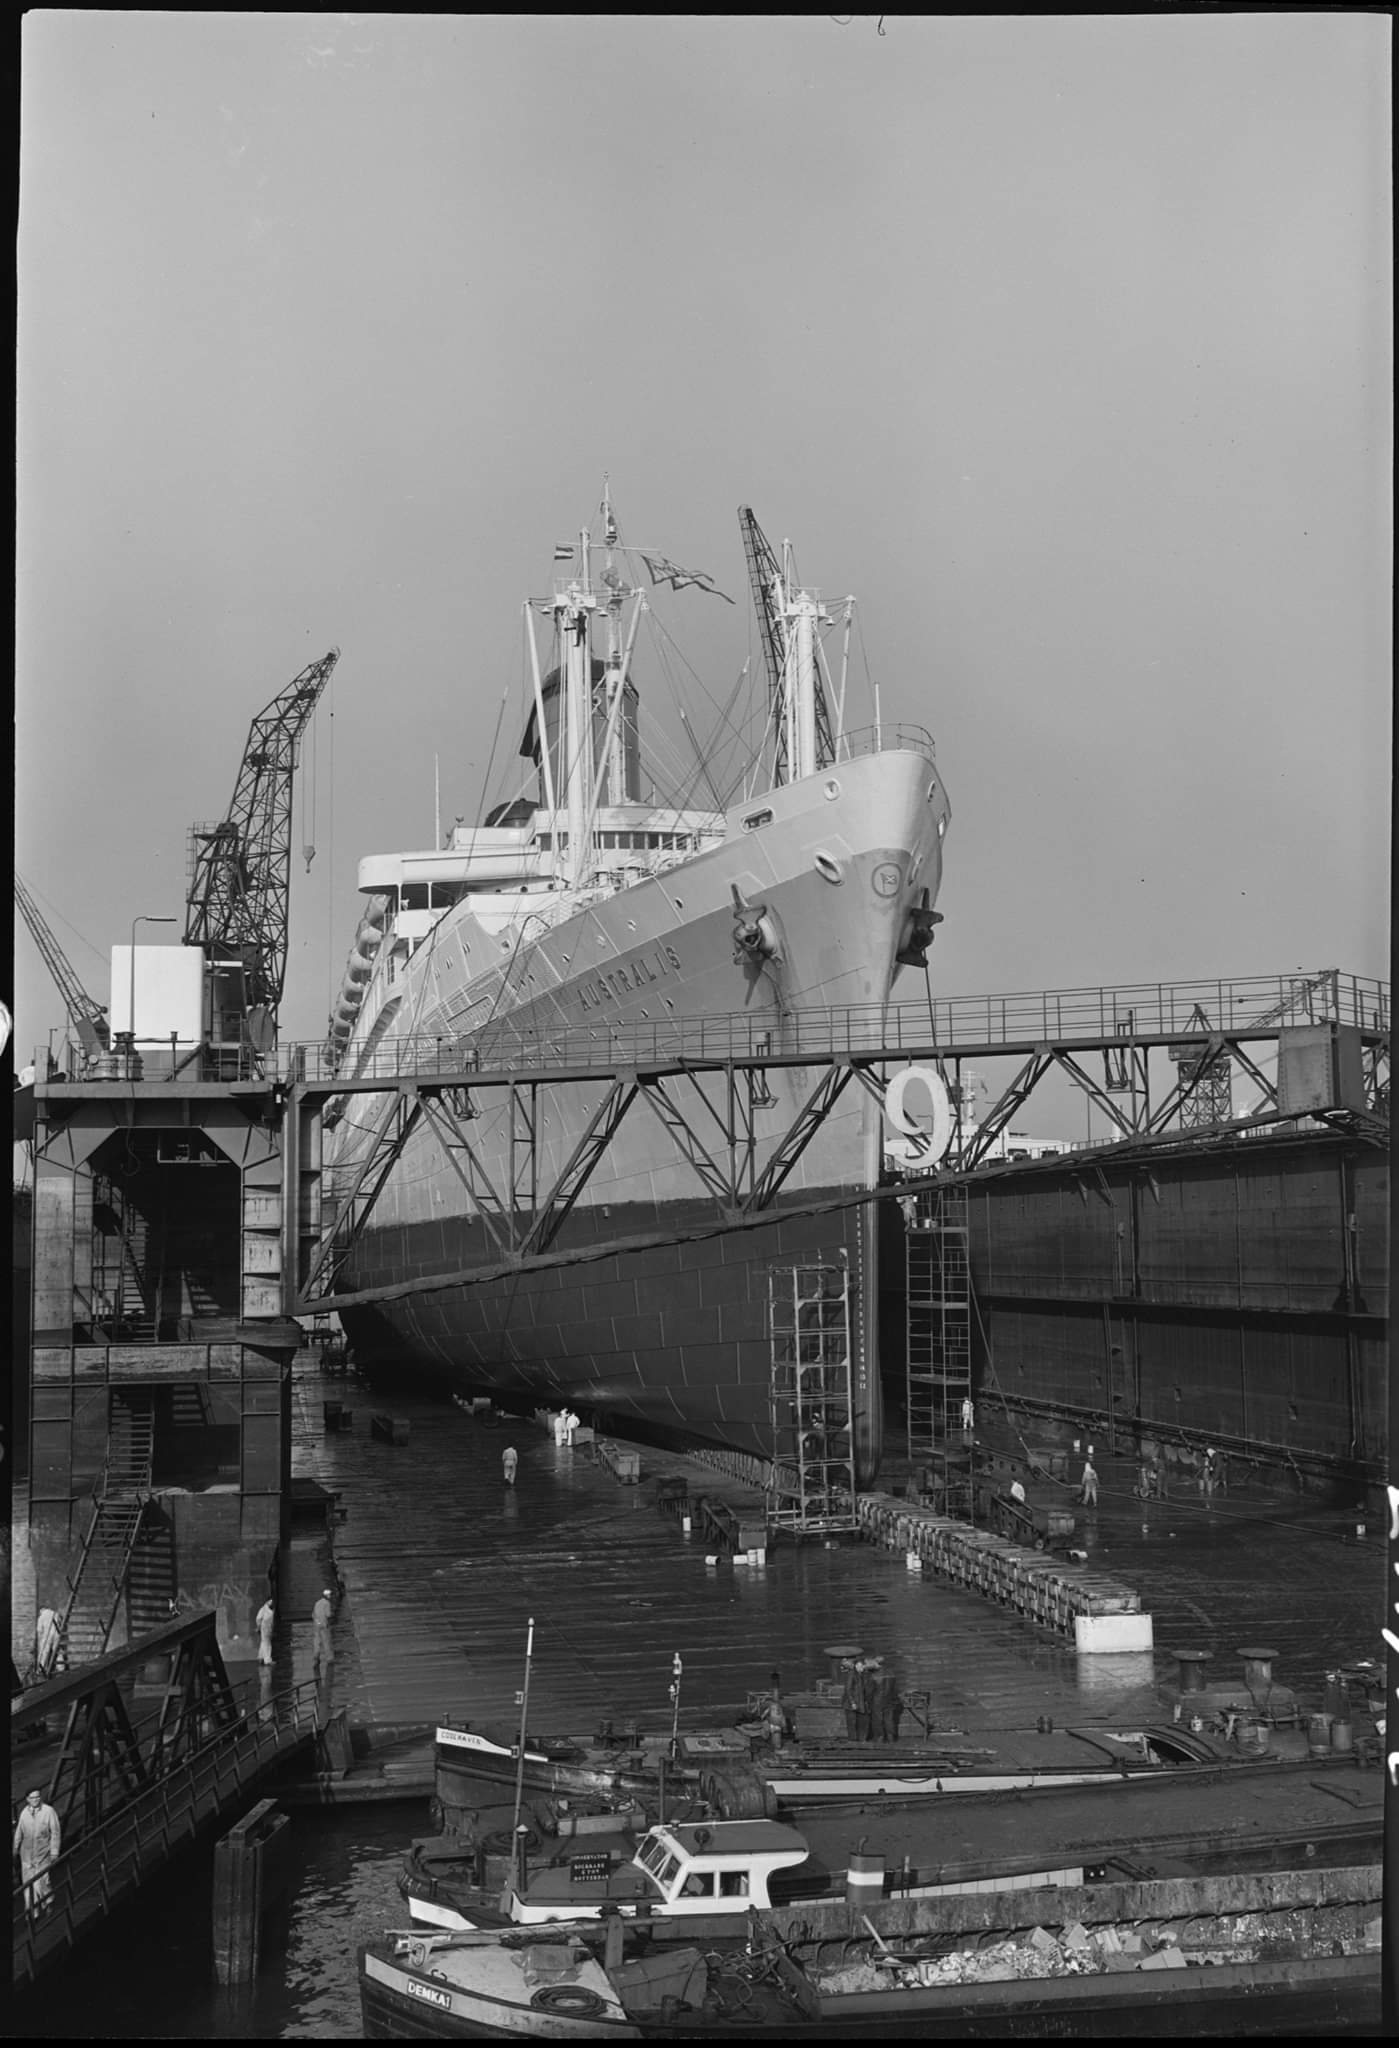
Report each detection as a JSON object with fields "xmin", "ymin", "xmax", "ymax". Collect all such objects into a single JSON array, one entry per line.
[{"xmin": 324, "ymin": 493, "xmax": 951, "ymax": 1479}]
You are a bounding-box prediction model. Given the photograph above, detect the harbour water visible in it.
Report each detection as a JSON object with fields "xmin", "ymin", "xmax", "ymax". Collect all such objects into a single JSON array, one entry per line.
[{"xmin": 12, "ymin": 1360, "xmax": 1384, "ymax": 2037}]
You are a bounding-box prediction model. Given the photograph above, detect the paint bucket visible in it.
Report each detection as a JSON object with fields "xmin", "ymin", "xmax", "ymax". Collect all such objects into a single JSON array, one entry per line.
[
  {"xmin": 1239, "ymin": 1715, "xmax": 1270, "ymax": 1751},
  {"xmin": 1306, "ymin": 1713, "xmax": 1333, "ymax": 1757},
  {"xmin": 1330, "ymin": 1716, "xmax": 1354, "ymax": 1755}
]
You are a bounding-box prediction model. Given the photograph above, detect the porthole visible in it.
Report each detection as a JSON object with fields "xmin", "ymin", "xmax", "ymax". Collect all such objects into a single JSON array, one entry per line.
[
  {"xmin": 814, "ymin": 852, "xmax": 843, "ymax": 885},
  {"xmin": 743, "ymin": 809, "xmax": 773, "ymax": 832},
  {"xmin": 823, "ymin": 779, "xmax": 841, "ymax": 800}
]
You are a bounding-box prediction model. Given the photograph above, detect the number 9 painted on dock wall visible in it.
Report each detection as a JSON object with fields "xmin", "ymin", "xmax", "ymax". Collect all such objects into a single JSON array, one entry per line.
[{"xmin": 883, "ymin": 1064, "xmax": 953, "ymax": 1164}]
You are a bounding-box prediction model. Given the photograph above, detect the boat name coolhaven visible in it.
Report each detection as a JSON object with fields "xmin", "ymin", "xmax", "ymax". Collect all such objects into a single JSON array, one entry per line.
[{"xmin": 577, "ymin": 943, "xmax": 684, "ymax": 1013}]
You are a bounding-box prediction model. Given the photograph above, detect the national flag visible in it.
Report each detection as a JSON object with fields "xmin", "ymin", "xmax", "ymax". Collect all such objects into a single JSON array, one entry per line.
[
  {"xmin": 636, "ymin": 551, "xmax": 735, "ymax": 604},
  {"xmin": 553, "ymin": 544, "xmax": 575, "ymax": 562}
]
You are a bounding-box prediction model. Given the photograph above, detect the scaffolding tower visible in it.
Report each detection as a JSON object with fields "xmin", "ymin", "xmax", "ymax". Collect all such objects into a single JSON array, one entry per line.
[
  {"xmin": 905, "ymin": 1182, "xmax": 974, "ymax": 1519},
  {"xmin": 766, "ymin": 1257, "xmax": 858, "ymax": 1534}
]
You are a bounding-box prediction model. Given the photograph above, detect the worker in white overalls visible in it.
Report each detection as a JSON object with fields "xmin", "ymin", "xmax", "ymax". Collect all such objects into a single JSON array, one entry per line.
[{"xmin": 14, "ymin": 1789, "xmax": 61, "ymax": 1916}]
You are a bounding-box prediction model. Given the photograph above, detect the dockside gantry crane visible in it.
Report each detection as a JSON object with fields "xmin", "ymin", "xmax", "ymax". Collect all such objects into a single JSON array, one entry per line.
[
  {"xmin": 13, "ymin": 872, "xmax": 110, "ymax": 1064},
  {"xmin": 184, "ymin": 648, "xmax": 339, "ymax": 1053}
]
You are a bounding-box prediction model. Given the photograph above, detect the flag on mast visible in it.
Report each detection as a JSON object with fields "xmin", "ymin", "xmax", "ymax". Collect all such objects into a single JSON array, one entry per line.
[
  {"xmin": 635, "ymin": 551, "xmax": 734, "ymax": 604},
  {"xmin": 553, "ymin": 544, "xmax": 574, "ymax": 562}
]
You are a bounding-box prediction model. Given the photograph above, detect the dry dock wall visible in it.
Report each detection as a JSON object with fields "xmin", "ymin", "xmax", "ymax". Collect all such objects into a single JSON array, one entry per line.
[{"xmin": 954, "ymin": 1130, "xmax": 1385, "ymax": 1479}]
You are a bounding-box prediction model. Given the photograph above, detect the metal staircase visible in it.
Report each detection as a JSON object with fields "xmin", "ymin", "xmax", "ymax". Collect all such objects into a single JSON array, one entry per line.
[
  {"xmin": 125, "ymin": 1512, "xmax": 178, "ymax": 1638},
  {"xmin": 57, "ymin": 1396, "xmax": 155, "ymax": 1667},
  {"xmin": 905, "ymin": 1182, "xmax": 975, "ymax": 1519},
  {"xmin": 89, "ymin": 1178, "xmax": 157, "ymax": 1340}
]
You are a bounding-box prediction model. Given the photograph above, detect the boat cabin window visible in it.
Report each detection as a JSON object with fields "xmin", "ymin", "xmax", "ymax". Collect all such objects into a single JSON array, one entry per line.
[
  {"xmin": 682, "ymin": 1871, "xmax": 717, "ymax": 1898},
  {"xmin": 638, "ymin": 1839, "xmax": 669, "ymax": 1877},
  {"xmin": 718, "ymin": 1871, "xmax": 749, "ymax": 1898},
  {"xmin": 430, "ymin": 882, "xmax": 463, "ymax": 910},
  {"xmin": 655, "ymin": 1854, "xmax": 681, "ymax": 1890},
  {"xmin": 398, "ymin": 883, "xmax": 430, "ymax": 911}
]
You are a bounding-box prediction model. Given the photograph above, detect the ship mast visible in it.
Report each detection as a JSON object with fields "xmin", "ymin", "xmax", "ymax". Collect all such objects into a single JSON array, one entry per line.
[
  {"xmin": 551, "ymin": 483, "xmax": 642, "ymax": 892},
  {"xmin": 739, "ymin": 506, "xmax": 835, "ymax": 790},
  {"xmin": 781, "ymin": 537, "xmax": 827, "ymax": 786},
  {"xmin": 559, "ymin": 528, "xmax": 597, "ymax": 891},
  {"xmin": 599, "ymin": 479, "xmax": 627, "ymax": 803}
]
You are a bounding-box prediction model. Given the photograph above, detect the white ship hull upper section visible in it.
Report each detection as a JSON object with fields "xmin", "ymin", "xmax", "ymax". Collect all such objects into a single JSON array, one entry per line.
[{"xmin": 329, "ymin": 742, "xmax": 949, "ymax": 1227}]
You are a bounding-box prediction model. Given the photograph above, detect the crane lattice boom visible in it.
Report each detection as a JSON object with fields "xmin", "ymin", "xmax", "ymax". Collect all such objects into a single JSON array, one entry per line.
[
  {"xmin": 184, "ymin": 649, "xmax": 338, "ymax": 1020},
  {"xmin": 14, "ymin": 874, "xmax": 110, "ymax": 1056}
]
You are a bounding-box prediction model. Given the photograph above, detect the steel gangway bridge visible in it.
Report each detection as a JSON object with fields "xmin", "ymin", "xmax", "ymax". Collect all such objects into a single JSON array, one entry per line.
[
  {"xmin": 10, "ymin": 1612, "xmax": 321, "ymax": 1987},
  {"xmin": 264, "ymin": 967, "xmax": 1386, "ymax": 1317}
]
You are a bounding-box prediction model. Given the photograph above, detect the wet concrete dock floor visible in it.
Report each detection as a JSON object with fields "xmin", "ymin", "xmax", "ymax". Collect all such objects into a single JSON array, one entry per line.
[{"xmin": 289, "ymin": 1366, "xmax": 1383, "ymax": 1743}]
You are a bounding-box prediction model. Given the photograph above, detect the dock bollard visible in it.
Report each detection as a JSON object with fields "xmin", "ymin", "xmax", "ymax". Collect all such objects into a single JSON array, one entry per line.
[
  {"xmin": 1238, "ymin": 1644, "xmax": 1279, "ymax": 1699},
  {"xmin": 1175, "ymin": 1650, "xmax": 1211, "ymax": 1694},
  {"xmin": 824, "ymin": 1644, "xmax": 864, "ymax": 1682}
]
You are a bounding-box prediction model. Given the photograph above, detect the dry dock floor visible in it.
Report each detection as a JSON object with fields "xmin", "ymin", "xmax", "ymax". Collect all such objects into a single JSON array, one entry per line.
[{"xmin": 281, "ymin": 1366, "xmax": 1382, "ymax": 1743}]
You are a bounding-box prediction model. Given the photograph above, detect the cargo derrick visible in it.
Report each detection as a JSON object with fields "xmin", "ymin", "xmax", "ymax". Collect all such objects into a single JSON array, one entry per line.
[
  {"xmin": 13, "ymin": 873, "xmax": 110, "ymax": 1066},
  {"xmin": 184, "ymin": 650, "xmax": 338, "ymax": 1059}
]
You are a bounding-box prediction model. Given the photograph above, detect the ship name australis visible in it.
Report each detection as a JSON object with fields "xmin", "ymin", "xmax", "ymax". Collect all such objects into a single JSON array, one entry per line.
[{"xmin": 577, "ymin": 944, "xmax": 682, "ymax": 1012}]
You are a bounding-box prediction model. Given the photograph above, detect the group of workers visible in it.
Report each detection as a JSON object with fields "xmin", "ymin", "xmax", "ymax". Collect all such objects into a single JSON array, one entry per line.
[
  {"xmin": 839, "ymin": 1655, "xmax": 903, "ymax": 1742},
  {"xmin": 1135, "ymin": 1443, "xmax": 1228, "ymax": 1500},
  {"xmin": 251, "ymin": 1588, "xmax": 335, "ymax": 1673},
  {"xmin": 501, "ymin": 1410, "xmax": 582, "ymax": 1484}
]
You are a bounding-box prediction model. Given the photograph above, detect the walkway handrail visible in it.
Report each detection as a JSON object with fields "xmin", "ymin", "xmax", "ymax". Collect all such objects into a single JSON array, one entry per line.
[
  {"xmin": 12, "ymin": 1676, "xmax": 321, "ymax": 1983},
  {"xmin": 31, "ymin": 969, "xmax": 1389, "ymax": 1092},
  {"xmin": 277, "ymin": 967, "xmax": 1390, "ymax": 1091}
]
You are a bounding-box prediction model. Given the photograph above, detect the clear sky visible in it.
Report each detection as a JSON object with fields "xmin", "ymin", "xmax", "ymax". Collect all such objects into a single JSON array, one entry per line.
[{"xmin": 14, "ymin": 14, "xmax": 1391, "ymax": 1089}]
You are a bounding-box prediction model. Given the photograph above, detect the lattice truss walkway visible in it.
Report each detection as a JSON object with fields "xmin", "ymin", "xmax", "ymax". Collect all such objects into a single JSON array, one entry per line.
[{"xmin": 290, "ymin": 969, "xmax": 1387, "ymax": 1320}]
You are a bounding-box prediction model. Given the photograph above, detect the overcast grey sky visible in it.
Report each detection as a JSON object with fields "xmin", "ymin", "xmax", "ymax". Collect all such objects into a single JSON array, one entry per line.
[{"xmin": 14, "ymin": 13, "xmax": 1391, "ymax": 1078}]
